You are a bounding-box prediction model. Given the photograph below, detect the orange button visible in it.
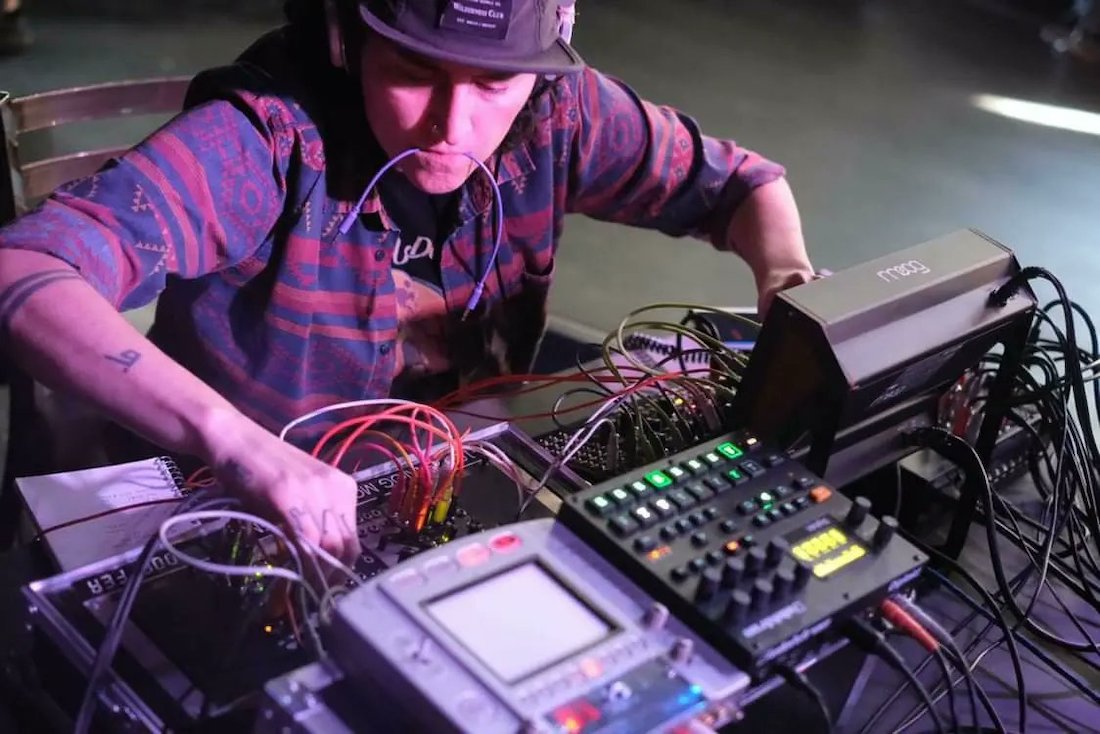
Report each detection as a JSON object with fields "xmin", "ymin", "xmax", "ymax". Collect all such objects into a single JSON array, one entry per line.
[
  {"xmin": 810, "ymin": 486, "xmax": 832, "ymax": 503},
  {"xmin": 724, "ymin": 540, "xmax": 741, "ymax": 555}
]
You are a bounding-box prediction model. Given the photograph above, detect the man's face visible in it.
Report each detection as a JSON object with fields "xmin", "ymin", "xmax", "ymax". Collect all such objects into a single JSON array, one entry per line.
[{"xmin": 361, "ymin": 33, "xmax": 538, "ymax": 194}]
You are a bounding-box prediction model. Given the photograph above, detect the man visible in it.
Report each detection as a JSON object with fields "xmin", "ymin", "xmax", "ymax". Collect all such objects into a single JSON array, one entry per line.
[{"xmin": 0, "ymin": 0, "xmax": 815, "ymax": 561}]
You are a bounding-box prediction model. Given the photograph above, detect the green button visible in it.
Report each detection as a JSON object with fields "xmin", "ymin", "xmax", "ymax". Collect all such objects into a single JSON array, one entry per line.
[
  {"xmin": 645, "ymin": 470, "xmax": 673, "ymax": 489},
  {"xmin": 716, "ymin": 441, "xmax": 744, "ymax": 460},
  {"xmin": 727, "ymin": 468, "xmax": 745, "ymax": 483},
  {"xmin": 758, "ymin": 491, "xmax": 775, "ymax": 504}
]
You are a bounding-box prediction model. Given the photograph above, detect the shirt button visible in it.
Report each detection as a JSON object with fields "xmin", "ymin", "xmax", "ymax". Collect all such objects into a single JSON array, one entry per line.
[
  {"xmin": 379, "ymin": 343, "xmax": 391, "ymax": 356},
  {"xmin": 374, "ymin": 249, "xmax": 387, "ymax": 262}
]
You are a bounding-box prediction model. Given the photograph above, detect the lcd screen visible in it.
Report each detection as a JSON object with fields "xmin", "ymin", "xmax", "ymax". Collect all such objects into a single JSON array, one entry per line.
[{"xmin": 426, "ymin": 563, "xmax": 612, "ymax": 683}]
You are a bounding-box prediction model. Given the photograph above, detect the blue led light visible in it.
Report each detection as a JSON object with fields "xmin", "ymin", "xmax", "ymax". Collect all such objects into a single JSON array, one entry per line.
[{"xmin": 690, "ymin": 685, "xmax": 703, "ymax": 696}]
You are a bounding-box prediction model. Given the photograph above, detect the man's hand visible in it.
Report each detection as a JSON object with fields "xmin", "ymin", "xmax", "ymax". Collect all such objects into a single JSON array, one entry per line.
[
  {"xmin": 724, "ymin": 178, "xmax": 816, "ymax": 319},
  {"xmin": 756, "ymin": 267, "xmax": 816, "ymax": 318},
  {"xmin": 202, "ymin": 412, "xmax": 360, "ymax": 565}
]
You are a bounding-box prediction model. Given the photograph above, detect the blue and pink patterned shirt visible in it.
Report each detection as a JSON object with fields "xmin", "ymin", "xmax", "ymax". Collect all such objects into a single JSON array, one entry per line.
[{"xmin": 0, "ymin": 26, "xmax": 785, "ymax": 442}]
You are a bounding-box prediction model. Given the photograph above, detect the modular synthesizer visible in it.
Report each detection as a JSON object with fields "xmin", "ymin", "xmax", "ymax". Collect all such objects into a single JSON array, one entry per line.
[{"xmin": 558, "ymin": 432, "xmax": 928, "ymax": 675}]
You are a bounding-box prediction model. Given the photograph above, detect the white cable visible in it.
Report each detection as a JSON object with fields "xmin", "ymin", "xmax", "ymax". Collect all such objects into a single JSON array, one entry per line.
[
  {"xmin": 300, "ymin": 537, "xmax": 361, "ymax": 586},
  {"xmin": 159, "ymin": 510, "xmax": 308, "ymax": 587}
]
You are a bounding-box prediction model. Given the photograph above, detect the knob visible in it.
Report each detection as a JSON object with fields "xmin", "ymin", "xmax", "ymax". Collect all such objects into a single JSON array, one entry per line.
[
  {"xmin": 752, "ymin": 579, "xmax": 774, "ymax": 609},
  {"xmin": 724, "ymin": 589, "xmax": 752, "ymax": 624},
  {"xmin": 722, "ymin": 557, "xmax": 746, "ymax": 587},
  {"xmin": 696, "ymin": 568, "xmax": 723, "ymax": 603},
  {"xmin": 767, "ymin": 537, "xmax": 790, "ymax": 567},
  {"xmin": 773, "ymin": 567, "xmax": 796, "ymax": 598},
  {"xmin": 746, "ymin": 547, "xmax": 767, "ymax": 574},
  {"xmin": 793, "ymin": 562, "xmax": 812, "ymax": 588},
  {"xmin": 670, "ymin": 638, "xmax": 694, "ymax": 665},
  {"xmin": 642, "ymin": 602, "xmax": 670, "ymax": 631},
  {"xmin": 874, "ymin": 516, "xmax": 899, "ymax": 549},
  {"xmin": 846, "ymin": 497, "xmax": 872, "ymax": 529}
]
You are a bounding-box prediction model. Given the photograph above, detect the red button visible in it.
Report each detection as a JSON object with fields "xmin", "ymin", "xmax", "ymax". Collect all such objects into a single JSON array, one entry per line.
[
  {"xmin": 456, "ymin": 543, "xmax": 492, "ymax": 567},
  {"xmin": 489, "ymin": 532, "xmax": 522, "ymax": 553}
]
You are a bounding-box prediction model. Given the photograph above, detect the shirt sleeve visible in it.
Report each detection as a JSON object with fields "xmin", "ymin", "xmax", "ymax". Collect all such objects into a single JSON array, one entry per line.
[
  {"xmin": 560, "ymin": 67, "xmax": 786, "ymax": 248},
  {"xmin": 0, "ymin": 89, "xmax": 289, "ymax": 311}
]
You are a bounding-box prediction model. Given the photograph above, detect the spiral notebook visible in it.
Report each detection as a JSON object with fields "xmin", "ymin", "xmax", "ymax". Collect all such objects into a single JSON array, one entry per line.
[{"xmin": 16, "ymin": 457, "xmax": 188, "ymax": 572}]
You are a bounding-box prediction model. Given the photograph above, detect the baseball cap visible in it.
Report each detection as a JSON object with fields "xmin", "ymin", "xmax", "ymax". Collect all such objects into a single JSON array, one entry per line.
[{"xmin": 358, "ymin": 0, "xmax": 585, "ymax": 75}]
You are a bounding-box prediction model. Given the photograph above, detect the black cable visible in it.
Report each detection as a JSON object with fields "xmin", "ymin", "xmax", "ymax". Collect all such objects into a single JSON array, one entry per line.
[
  {"xmin": 775, "ymin": 663, "xmax": 833, "ymax": 734},
  {"xmin": 901, "ymin": 533, "xmax": 1029, "ymax": 730},
  {"xmin": 844, "ymin": 619, "xmax": 946, "ymax": 734},
  {"xmin": 73, "ymin": 494, "xmax": 237, "ymax": 734},
  {"xmin": 931, "ymin": 648, "xmax": 961, "ymax": 734}
]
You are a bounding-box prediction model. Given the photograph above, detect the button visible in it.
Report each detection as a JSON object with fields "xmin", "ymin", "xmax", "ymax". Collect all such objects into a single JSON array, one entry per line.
[
  {"xmin": 652, "ymin": 498, "xmax": 676, "ymax": 518},
  {"xmin": 688, "ymin": 557, "xmax": 707, "ymax": 573},
  {"xmin": 633, "ymin": 536, "xmax": 657, "ymax": 553},
  {"xmin": 608, "ymin": 487, "xmax": 633, "ymax": 506},
  {"xmin": 739, "ymin": 460, "xmax": 766, "ymax": 478},
  {"xmin": 726, "ymin": 468, "xmax": 748, "ymax": 485},
  {"xmin": 456, "ymin": 692, "xmax": 496, "ymax": 724},
  {"xmin": 720, "ymin": 519, "xmax": 739, "ymax": 534},
  {"xmin": 704, "ymin": 507, "xmax": 721, "ymax": 521},
  {"xmin": 674, "ymin": 517, "xmax": 694, "ymax": 534},
  {"xmin": 766, "ymin": 508, "xmax": 783, "ymax": 522},
  {"xmin": 874, "ymin": 516, "xmax": 899, "ymax": 549},
  {"xmin": 660, "ymin": 525, "xmax": 680, "ymax": 541},
  {"xmin": 489, "ymin": 532, "xmax": 522, "ymax": 553},
  {"xmin": 752, "ymin": 513, "xmax": 770, "ymax": 528},
  {"xmin": 722, "ymin": 556, "xmax": 745, "ymax": 586},
  {"xmin": 741, "ymin": 535, "xmax": 756, "ymax": 547},
  {"xmin": 810, "ymin": 486, "xmax": 833, "ymax": 503},
  {"xmin": 685, "ymin": 459, "xmax": 708, "ymax": 475},
  {"xmin": 764, "ymin": 452, "xmax": 786, "ymax": 467},
  {"xmin": 688, "ymin": 511, "xmax": 707, "ymax": 526},
  {"xmin": 379, "ymin": 343, "xmax": 391, "ymax": 356},
  {"xmin": 704, "ymin": 475, "xmax": 730, "ymax": 493},
  {"xmin": 628, "ymin": 480, "xmax": 653, "ymax": 500},
  {"xmin": 796, "ymin": 477, "xmax": 817, "ymax": 489},
  {"xmin": 716, "ymin": 441, "xmax": 744, "ymax": 460},
  {"xmin": 609, "ymin": 514, "xmax": 639, "ymax": 537},
  {"xmin": 794, "ymin": 496, "xmax": 810, "ymax": 510},
  {"xmin": 645, "ymin": 470, "xmax": 673, "ymax": 489},
  {"xmin": 667, "ymin": 466, "xmax": 688, "ymax": 482},
  {"xmin": 706, "ymin": 550, "xmax": 724, "ymax": 565},
  {"xmin": 773, "ymin": 567, "xmax": 796, "ymax": 597},
  {"xmin": 585, "ymin": 495, "xmax": 614, "ymax": 516},
  {"xmin": 579, "ymin": 658, "xmax": 604, "ymax": 679},
  {"xmin": 667, "ymin": 489, "xmax": 696, "ymax": 510},
  {"xmin": 423, "ymin": 557, "xmax": 457, "ymax": 577},
  {"xmin": 456, "ymin": 544, "xmax": 491, "ymax": 568},
  {"xmin": 390, "ymin": 569, "xmax": 426, "ymax": 588},
  {"xmin": 690, "ymin": 531, "xmax": 708, "ymax": 547},
  {"xmin": 685, "ymin": 481, "xmax": 714, "ymax": 502},
  {"xmin": 757, "ymin": 491, "xmax": 776, "ymax": 506},
  {"xmin": 374, "ymin": 248, "xmax": 387, "ymax": 262},
  {"xmin": 780, "ymin": 501, "xmax": 797, "ymax": 516},
  {"xmin": 724, "ymin": 539, "xmax": 741, "ymax": 555},
  {"xmin": 631, "ymin": 506, "xmax": 658, "ymax": 528},
  {"xmin": 702, "ymin": 452, "xmax": 723, "ymax": 466},
  {"xmin": 794, "ymin": 562, "xmax": 812, "ymax": 587},
  {"xmin": 738, "ymin": 500, "xmax": 758, "ymax": 516},
  {"xmin": 775, "ymin": 485, "xmax": 793, "ymax": 498},
  {"xmin": 671, "ymin": 566, "xmax": 691, "ymax": 583}
]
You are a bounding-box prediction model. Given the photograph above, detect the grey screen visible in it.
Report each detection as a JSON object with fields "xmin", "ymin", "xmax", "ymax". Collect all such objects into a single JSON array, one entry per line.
[{"xmin": 426, "ymin": 563, "xmax": 612, "ymax": 683}]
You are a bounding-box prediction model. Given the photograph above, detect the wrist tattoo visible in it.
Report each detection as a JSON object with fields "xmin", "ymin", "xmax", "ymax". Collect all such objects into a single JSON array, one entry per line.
[
  {"xmin": 104, "ymin": 349, "xmax": 142, "ymax": 372},
  {"xmin": 0, "ymin": 269, "xmax": 85, "ymax": 339}
]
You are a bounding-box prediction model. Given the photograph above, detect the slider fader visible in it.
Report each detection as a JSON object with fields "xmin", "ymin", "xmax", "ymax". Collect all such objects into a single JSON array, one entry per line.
[{"xmin": 559, "ymin": 432, "xmax": 928, "ymax": 676}]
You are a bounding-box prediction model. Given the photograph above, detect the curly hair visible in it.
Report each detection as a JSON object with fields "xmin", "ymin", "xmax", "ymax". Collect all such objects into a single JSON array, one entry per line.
[{"xmin": 283, "ymin": 0, "xmax": 554, "ymax": 154}]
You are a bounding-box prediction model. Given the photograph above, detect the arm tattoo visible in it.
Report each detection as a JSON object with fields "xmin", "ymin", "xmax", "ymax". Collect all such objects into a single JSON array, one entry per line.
[
  {"xmin": 0, "ymin": 269, "xmax": 85, "ymax": 339},
  {"xmin": 104, "ymin": 349, "xmax": 142, "ymax": 372}
]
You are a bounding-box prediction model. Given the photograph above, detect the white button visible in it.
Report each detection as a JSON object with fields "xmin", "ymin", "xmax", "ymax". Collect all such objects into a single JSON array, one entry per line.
[{"xmin": 423, "ymin": 556, "xmax": 456, "ymax": 577}]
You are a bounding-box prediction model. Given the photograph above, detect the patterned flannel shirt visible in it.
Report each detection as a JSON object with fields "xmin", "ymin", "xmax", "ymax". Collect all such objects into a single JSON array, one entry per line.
[{"xmin": 0, "ymin": 27, "xmax": 785, "ymax": 445}]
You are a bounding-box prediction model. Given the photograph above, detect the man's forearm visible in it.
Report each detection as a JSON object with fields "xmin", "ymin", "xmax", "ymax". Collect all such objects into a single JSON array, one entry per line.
[
  {"xmin": 0, "ymin": 249, "xmax": 245, "ymax": 460},
  {"xmin": 725, "ymin": 178, "xmax": 815, "ymax": 314}
]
